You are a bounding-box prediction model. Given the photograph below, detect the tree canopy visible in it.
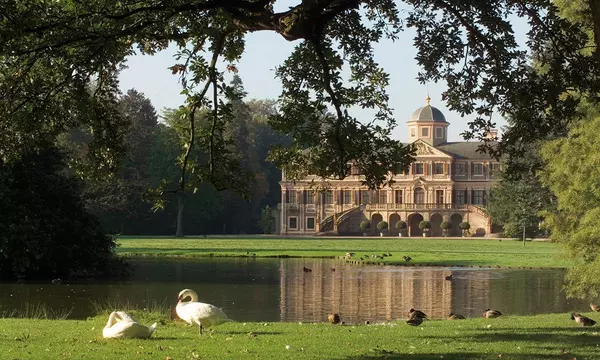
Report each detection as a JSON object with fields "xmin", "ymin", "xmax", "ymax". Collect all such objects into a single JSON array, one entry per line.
[{"xmin": 3, "ymin": 1, "xmax": 600, "ymax": 188}]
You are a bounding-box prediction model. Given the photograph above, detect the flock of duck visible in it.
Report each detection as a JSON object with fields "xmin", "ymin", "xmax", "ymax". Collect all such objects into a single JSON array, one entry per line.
[
  {"xmin": 325, "ymin": 306, "xmax": 599, "ymax": 328},
  {"xmin": 103, "ymin": 288, "xmax": 232, "ymax": 339}
]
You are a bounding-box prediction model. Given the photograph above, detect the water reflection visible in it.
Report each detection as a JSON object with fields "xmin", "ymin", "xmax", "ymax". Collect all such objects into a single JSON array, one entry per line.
[
  {"xmin": 280, "ymin": 259, "xmax": 587, "ymax": 323},
  {"xmin": 0, "ymin": 258, "xmax": 588, "ymax": 323}
]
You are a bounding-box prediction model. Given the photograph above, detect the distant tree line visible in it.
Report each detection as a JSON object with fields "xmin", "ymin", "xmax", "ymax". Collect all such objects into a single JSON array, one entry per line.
[{"xmin": 71, "ymin": 80, "xmax": 288, "ymax": 236}]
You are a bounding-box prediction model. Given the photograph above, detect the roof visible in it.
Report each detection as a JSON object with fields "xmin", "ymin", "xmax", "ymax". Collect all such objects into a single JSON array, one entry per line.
[
  {"xmin": 436, "ymin": 142, "xmax": 497, "ymax": 159},
  {"xmin": 409, "ymin": 105, "xmax": 448, "ymax": 123}
]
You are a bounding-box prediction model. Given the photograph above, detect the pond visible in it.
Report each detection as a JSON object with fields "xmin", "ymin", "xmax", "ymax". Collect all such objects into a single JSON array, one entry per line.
[{"xmin": 0, "ymin": 258, "xmax": 588, "ymax": 323}]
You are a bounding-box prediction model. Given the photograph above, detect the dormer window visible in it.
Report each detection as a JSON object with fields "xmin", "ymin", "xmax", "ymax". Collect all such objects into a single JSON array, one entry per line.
[{"xmin": 435, "ymin": 127, "xmax": 443, "ymax": 138}]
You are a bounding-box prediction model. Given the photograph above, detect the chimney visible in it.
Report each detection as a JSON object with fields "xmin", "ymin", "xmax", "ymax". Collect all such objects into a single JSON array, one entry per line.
[{"xmin": 484, "ymin": 128, "xmax": 498, "ymax": 140}]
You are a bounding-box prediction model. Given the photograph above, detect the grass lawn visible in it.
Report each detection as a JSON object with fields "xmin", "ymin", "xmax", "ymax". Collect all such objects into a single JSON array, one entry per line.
[
  {"xmin": 1, "ymin": 312, "xmax": 599, "ymax": 359},
  {"xmin": 116, "ymin": 236, "xmax": 570, "ymax": 268}
]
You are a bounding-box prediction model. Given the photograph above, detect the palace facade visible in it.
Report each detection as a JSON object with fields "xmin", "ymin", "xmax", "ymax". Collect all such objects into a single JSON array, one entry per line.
[{"xmin": 276, "ymin": 98, "xmax": 499, "ymax": 237}]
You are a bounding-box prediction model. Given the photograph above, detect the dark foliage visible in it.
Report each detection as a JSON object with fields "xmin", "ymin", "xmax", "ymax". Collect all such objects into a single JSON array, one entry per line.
[{"xmin": 0, "ymin": 146, "xmax": 128, "ymax": 280}]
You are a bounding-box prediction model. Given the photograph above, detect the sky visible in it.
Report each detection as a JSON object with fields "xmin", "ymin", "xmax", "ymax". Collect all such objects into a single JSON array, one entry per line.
[{"xmin": 118, "ymin": 3, "xmax": 528, "ymax": 143}]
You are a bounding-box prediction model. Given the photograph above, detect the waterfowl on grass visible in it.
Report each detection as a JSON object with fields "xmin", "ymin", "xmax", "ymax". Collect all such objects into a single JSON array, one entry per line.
[
  {"xmin": 590, "ymin": 303, "xmax": 600, "ymax": 312},
  {"xmin": 102, "ymin": 311, "xmax": 157, "ymax": 339},
  {"xmin": 570, "ymin": 313, "xmax": 596, "ymax": 326},
  {"xmin": 176, "ymin": 288, "xmax": 233, "ymax": 335},
  {"xmin": 483, "ymin": 309, "xmax": 502, "ymax": 318},
  {"xmin": 406, "ymin": 313, "xmax": 424, "ymax": 326},
  {"xmin": 448, "ymin": 313, "xmax": 465, "ymax": 320},
  {"xmin": 327, "ymin": 313, "xmax": 341, "ymax": 324},
  {"xmin": 408, "ymin": 308, "xmax": 428, "ymax": 319}
]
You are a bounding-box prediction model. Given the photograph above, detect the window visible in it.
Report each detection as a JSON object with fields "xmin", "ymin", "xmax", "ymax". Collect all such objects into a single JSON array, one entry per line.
[
  {"xmin": 435, "ymin": 127, "xmax": 443, "ymax": 138},
  {"xmin": 456, "ymin": 190, "xmax": 465, "ymax": 205},
  {"xmin": 395, "ymin": 190, "xmax": 403, "ymax": 204},
  {"xmin": 286, "ymin": 190, "xmax": 297, "ymax": 203},
  {"xmin": 474, "ymin": 163, "xmax": 484, "ymax": 176},
  {"xmin": 421, "ymin": 127, "xmax": 429, "ymax": 137},
  {"xmin": 455, "ymin": 163, "xmax": 465, "ymax": 175},
  {"xmin": 345, "ymin": 164, "xmax": 352, "ymax": 176},
  {"xmin": 343, "ymin": 190, "xmax": 352, "ymax": 205},
  {"xmin": 414, "ymin": 163, "xmax": 424, "ymax": 174},
  {"xmin": 325, "ymin": 190, "xmax": 333, "ymax": 204},
  {"xmin": 474, "ymin": 190, "xmax": 484, "ymax": 205},
  {"xmin": 410, "ymin": 127, "xmax": 416, "ymax": 137},
  {"xmin": 414, "ymin": 187, "xmax": 425, "ymax": 204},
  {"xmin": 304, "ymin": 190, "xmax": 314, "ymax": 204},
  {"xmin": 434, "ymin": 163, "xmax": 444, "ymax": 175},
  {"xmin": 378, "ymin": 190, "xmax": 387, "ymax": 204},
  {"xmin": 360, "ymin": 190, "xmax": 370, "ymax": 204},
  {"xmin": 288, "ymin": 217, "xmax": 298, "ymax": 230},
  {"xmin": 306, "ymin": 217, "xmax": 315, "ymax": 230},
  {"xmin": 436, "ymin": 190, "xmax": 444, "ymax": 204}
]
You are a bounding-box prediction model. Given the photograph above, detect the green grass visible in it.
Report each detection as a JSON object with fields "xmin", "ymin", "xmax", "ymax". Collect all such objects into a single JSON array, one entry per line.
[
  {"xmin": 116, "ymin": 236, "xmax": 570, "ymax": 268},
  {"xmin": 1, "ymin": 312, "xmax": 599, "ymax": 359}
]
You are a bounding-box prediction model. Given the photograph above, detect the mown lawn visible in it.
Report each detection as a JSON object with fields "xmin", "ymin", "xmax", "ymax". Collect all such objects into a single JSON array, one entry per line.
[
  {"xmin": 116, "ymin": 236, "xmax": 570, "ymax": 268},
  {"xmin": 1, "ymin": 312, "xmax": 598, "ymax": 359}
]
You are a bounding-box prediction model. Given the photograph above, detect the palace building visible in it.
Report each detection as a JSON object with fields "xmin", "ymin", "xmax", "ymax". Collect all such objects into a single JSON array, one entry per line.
[{"xmin": 276, "ymin": 97, "xmax": 499, "ymax": 237}]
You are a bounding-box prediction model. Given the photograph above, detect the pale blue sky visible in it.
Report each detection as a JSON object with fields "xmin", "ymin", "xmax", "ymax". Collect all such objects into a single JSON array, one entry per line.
[{"xmin": 119, "ymin": 4, "xmax": 527, "ymax": 143}]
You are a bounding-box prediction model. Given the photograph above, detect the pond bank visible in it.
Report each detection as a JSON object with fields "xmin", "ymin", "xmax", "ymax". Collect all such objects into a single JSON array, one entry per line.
[
  {"xmin": 116, "ymin": 236, "xmax": 570, "ymax": 268},
  {"xmin": 1, "ymin": 313, "xmax": 597, "ymax": 359}
]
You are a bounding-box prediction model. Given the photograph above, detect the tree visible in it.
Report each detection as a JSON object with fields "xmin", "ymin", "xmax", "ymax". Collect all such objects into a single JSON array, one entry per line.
[
  {"xmin": 4, "ymin": 1, "xmax": 599, "ymax": 191},
  {"xmin": 539, "ymin": 111, "xmax": 600, "ymax": 299},
  {"xmin": 488, "ymin": 167, "xmax": 554, "ymax": 238},
  {"xmin": 258, "ymin": 205, "xmax": 275, "ymax": 234},
  {"xmin": 0, "ymin": 146, "xmax": 127, "ymax": 280}
]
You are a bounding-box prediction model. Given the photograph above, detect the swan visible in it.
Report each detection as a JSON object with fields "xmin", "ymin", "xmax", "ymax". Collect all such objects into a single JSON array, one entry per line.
[
  {"xmin": 176, "ymin": 288, "xmax": 233, "ymax": 335},
  {"xmin": 102, "ymin": 311, "xmax": 157, "ymax": 339}
]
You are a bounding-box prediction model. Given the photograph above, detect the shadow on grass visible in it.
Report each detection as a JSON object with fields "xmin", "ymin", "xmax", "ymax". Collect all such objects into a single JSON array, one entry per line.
[
  {"xmin": 342, "ymin": 351, "xmax": 578, "ymax": 360},
  {"xmin": 219, "ymin": 330, "xmax": 283, "ymax": 335}
]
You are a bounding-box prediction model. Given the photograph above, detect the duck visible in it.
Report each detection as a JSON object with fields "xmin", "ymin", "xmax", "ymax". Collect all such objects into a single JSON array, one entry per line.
[
  {"xmin": 102, "ymin": 311, "xmax": 157, "ymax": 339},
  {"xmin": 590, "ymin": 303, "xmax": 600, "ymax": 312},
  {"xmin": 483, "ymin": 309, "xmax": 502, "ymax": 318},
  {"xmin": 327, "ymin": 313, "xmax": 340, "ymax": 324},
  {"xmin": 409, "ymin": 308, "xmax": 428, "ymax": 319},
  {"xmin": 445, "ymin": 275, "xmax": 453, "ymax": 281},
  {"xmin": 176, "ymin": 289, "xmax": 233, "ymax": 335},
  {"xmin": 448, "ymin": 313, "xmax": 465, "ymax": 320},
  {"xmin": 303, "ymin": 266, "xmax": 312, "ymax": 272},
  {"xmin": 402, "ymin": 256, "xmax": 412, "ymax": 263},
  {"xmin": 406, "ymin": 313, "xmax": 424, "ymax": 326},
  {"xmin": 570, "ymin": 312, "xmax": 596, "ymax": 326}
]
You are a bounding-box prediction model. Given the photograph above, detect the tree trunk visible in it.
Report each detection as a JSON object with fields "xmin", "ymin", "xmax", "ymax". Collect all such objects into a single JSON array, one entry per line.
[
  {"xmin": 589, "ymin": 0, "xmax": 600, "ymax": 64},
  {"xmin": 175, "ymin": 192, "xmax": 185, "ymax": 238}
]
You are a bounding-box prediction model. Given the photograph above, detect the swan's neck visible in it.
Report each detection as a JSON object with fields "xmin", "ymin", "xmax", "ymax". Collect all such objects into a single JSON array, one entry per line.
[
  {"xmin": 105, "ymin": 312, "xmax": 121, "ymax": 328},
  {"xmin": 181, "ymin": 291, "xmax": 198, "ymax": 303}
]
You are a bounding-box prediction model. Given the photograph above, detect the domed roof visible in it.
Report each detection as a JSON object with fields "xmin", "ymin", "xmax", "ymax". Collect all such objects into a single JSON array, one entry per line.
[{"xmin": 409, "ymin": 97, "xmax": 448, "ymax": 123}]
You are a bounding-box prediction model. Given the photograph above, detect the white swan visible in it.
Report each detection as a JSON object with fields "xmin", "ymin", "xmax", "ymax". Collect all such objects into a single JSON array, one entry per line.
[
  {"xmin": 102, "ymin": 311, "xmax": 157, "ymax": 339},
  {"xmin": 176, "ymin": 288, "xmax": 233, "ymax": 335}
]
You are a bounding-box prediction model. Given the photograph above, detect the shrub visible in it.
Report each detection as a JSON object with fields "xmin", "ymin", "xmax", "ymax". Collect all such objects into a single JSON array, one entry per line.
[
  {"xmin": 360, "ymin": 220, "xmax": 371, "ymax": 231},
  {"xmin": 395, "ymin": 220, "xmax": 407, "ymax": 230},
  {"xmin": 440, "ymin": 220, "xmax": 451, "ymax": 230},
  {"xmin": 419, "ymin": 220, "xmax": 431, "ymax": 230},
  {"xmin": 459, "ymin": 221, "xmax": 471, "ymax": 230},
  {"xmin": 377, "ymin": 221, "xmax": 389, "ymax": 231},
  {"xmin": 0, "ymin": 146, "xmax": 129, "ymax": 280}
]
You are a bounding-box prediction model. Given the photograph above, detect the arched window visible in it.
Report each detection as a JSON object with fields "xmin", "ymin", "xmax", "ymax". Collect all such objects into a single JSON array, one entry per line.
[{"xmin": 414, "ymin": 187, "xmax": 425, "ymax": 204}]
